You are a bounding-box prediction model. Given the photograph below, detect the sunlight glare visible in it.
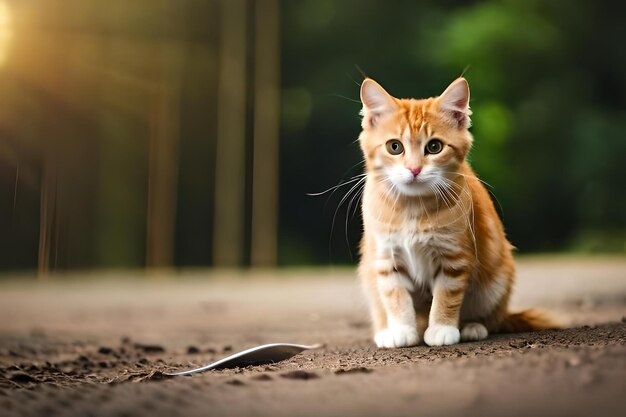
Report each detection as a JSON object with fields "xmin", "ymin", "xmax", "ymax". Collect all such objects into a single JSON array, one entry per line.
[{"xmin": 0, "ymin": 2, "xmax": 13, "ymax": 68}]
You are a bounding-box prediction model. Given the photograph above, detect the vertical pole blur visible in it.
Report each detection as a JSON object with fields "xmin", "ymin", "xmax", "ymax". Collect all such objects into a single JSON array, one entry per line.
[
  {"xmin": 213, "ymin": 0, "xmax": 247, "ymax": 266},
  {"xmin": 251, "ymin": 0, "xmax": 280, "ymax": 267},
  {"xmin": 145, "ymin": 5, "xmax": 185, "ymax": 270},
  {"xmin": 146, "ymin": 81, "xmax": 180, "ymax": 269}
]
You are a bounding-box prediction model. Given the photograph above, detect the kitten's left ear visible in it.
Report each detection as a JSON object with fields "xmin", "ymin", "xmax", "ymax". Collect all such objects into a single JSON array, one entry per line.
[{"xmin": 437, "ymin": 78, "xmax": 472, "ymax": 129}]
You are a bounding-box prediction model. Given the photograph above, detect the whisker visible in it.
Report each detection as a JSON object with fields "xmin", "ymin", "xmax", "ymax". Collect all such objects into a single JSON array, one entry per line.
[
  {"xmin": 349, "ymin": 181, "xmax": 366, "ymax": 221},
  {"xmin": 345, "ymin": 179, "xmax": 367, "ymax": 260},
  {"xmin": 306, "ymin": 174, "xmax": 366, "ymax": 196},
  {"xmin": 447, "ymin": 171, "xmax": 505, "ymax": 216},
  {"xmin": 438, "ymin": 177, "xmax": 478, "ymax": 260},
  {"xmin": 329, "ymin": 176, "xmax": 367, "ymax": 257},
  {"xmin": 446, "ymin": 171, "xmax": 494, "ymax": 189},
  {"xmin": 329, "ymin": 93, "xmax": 361, "ymax": 104},
  {"xmin": 354, "ymin": 64, "xmax": 368, "ymax": 80},
  {"xmin": 432, "ymin": 182, "xmax": 467, "ymax": 230}
]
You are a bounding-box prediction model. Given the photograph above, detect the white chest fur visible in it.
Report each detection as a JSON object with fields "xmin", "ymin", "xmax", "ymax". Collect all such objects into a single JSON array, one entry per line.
[{"xmin": 373, "ymin": 228, "xmax": 447, "ymax": 288}]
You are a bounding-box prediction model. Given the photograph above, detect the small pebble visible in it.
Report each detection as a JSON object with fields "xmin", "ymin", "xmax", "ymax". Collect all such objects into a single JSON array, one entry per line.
[
  {"xmin": 566, "ymin": 357, "xmax": 581, "ymax": 367},
  {"xmin": 98, "ymin": 347, "xmax": 113, "ymax": 355},
  {"xmin": 280, "ymin": 370, "xmax": 319, "ymax": 380},
  {"xmin": 334, "ymin": 367, "xmax": 372, "ymax": 375},
  {"xmin": 509, "ymin": 340, "xmax": 528, "ymax": 349},
  {"xmin": 133, "ymin": 343, "xmax": 165, "ymax": 353},
  {"xmin": 251, "ymin": 374, "xmax": 273, "ymax": 381},
  {"xmin": 9, "ymin": 372, "xmax": 36, "ymax": 383},
  {"xmin": 226, "ymin": 379, "xmax": 245, "ymax": 386}
]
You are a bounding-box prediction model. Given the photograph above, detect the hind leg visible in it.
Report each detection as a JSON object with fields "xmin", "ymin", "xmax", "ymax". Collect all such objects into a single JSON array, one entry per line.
[
  {"xmin": 459, "ymin": 276, "xmax": 512, "ymax": 341},
  {"xmin": 460, "ymin": 322, "xmax": 489, "ymax": 342}
]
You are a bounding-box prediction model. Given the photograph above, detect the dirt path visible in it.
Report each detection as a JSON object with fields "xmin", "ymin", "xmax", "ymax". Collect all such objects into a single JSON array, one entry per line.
[{"xmin": 0, "ymin": 257, "xmax": 624, "ymax": 416}]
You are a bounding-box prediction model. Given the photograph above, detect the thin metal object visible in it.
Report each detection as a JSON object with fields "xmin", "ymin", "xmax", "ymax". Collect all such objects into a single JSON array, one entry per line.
[{"xmin": 164, "ymin": 343, "xmax": 322, "ymax": 376}]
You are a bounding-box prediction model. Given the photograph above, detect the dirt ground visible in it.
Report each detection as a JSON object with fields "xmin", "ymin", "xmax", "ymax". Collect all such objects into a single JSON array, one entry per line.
[{"xmin": 0, "ymin": 256, "xmax": 625, "ymax": 417}]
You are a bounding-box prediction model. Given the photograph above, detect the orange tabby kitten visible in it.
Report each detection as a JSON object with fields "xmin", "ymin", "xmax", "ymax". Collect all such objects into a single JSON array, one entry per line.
[{"xmin": 358, "ymin": 77, "xmax": 559, "ymax": 347}]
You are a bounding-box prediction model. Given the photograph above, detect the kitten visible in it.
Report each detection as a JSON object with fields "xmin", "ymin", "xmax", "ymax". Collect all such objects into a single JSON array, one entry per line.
[{"xmin": 357, "ymin": 77, "xmax": 559, "ymax": 347}]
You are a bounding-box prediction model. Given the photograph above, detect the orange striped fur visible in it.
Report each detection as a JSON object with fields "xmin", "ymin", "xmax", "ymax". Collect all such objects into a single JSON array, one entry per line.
[{"xmin": 357, "ymin": 77, "xmax": 559, "ymax": 347}]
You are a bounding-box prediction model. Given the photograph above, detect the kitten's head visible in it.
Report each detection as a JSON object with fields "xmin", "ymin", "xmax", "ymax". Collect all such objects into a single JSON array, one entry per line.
[{"xmin": 358, "ymin": 78, "xmax": 473, "ymax": 197}]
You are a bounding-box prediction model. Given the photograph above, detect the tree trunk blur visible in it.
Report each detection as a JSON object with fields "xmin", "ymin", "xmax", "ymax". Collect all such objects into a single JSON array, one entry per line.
[
  {"xmin": 251, "ymin": 0, "xmax": 280, "ymax": 267},
  {"xmin": 213, "ymin": 0, "xmax": 248, "ymax": 267}
]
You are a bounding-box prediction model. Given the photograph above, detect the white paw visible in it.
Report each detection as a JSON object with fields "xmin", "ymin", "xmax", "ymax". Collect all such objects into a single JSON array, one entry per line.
[
  {"xmin": 424, "ymin": 324, "xmax": 460, "ymax": 346},
  {"xmin": 374, "ymin": 325, "xmax": 419, "ymax": 348},
  {"xmin": 461, "ymin": 322, "xmax": 488, "ymax": 342}
]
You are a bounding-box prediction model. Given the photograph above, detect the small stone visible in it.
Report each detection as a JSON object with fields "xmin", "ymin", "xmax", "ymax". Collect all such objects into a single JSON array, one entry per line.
[
  {"xmin": 251, "ymin": 374, "xmax": 273, "ymax": 381},
  {"xmin": 566, "ymin": 357, "xmax": 581, "ymax": 367},
  {"xmin": 334, "ymin": 367, "xmax": 372, "ymax": 375},
  {"xmin": 226, "ymin": 379, "xmax": 245, "ymax": 386},
  {"xmin": 60, "ymin": 367, "xmax": 76, "ymax": 375},
  {"xmin": 133, "ymin": 343, "xmax": 165, "ymax": 353},
  {"xmin": 280, "ymin": 370, "xmax": 319, "ymax": 380},
  {"xmin": 8, "ymin": 372, "xmax": 36, "ymax": 383},
  {"xmin": 98, "ymin": 347, "xmax": 113, "ymax": 355},
  {"xmin": 187, "ymin": 346, "xmax": 200, "ymax": 354}
]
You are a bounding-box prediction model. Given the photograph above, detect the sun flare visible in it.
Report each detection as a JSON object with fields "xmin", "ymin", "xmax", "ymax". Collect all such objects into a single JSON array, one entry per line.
[{"xmin": 0, "ymin": 2, "xmax": 13, "ymax": 67}]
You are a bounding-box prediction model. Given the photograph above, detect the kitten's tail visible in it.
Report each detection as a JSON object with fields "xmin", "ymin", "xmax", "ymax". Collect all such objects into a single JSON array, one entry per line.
[{"xmin": 499, "ymin": 309, "xmax": 562, "ymax": 333}]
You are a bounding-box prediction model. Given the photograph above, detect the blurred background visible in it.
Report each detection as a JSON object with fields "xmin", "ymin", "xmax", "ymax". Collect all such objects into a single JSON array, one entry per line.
[{"xmin": 0, "ymin": 0, "xmax": 624, "ymax": 274}]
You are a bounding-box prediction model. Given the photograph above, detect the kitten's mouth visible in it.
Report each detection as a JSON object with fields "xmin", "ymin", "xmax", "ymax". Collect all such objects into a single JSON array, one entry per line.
[{"xmin": 391, "ymin": 177, "xmax": 432, "ymax": 197}]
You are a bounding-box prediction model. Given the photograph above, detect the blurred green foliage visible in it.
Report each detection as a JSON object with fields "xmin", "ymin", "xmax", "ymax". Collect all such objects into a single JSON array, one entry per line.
[{"xmin": 279, "ymin": 0, "xmax": 625, "ymax": 264}]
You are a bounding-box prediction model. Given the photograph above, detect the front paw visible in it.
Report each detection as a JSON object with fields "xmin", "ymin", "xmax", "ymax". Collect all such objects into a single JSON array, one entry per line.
[
  {"xmin": 374, "ymin": 325, "xmax": 419, "ymax": 348},
  {"xmin": 424, "ymin": 324, "xmax": 460, "ymax": 346}
]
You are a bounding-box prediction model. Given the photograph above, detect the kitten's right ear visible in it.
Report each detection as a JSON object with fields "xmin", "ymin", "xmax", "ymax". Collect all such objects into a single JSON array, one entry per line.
[
  {"xmin": 360, "ymin": 78, "xmax": 396, "ymax": 128},
  {"xmin": 436, "ymin": 77, "xmax": 471, "ymax": 129}
]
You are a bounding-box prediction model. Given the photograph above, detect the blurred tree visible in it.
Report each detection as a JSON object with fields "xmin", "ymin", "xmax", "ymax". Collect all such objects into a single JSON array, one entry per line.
[{"xmin": 0, "ymin": 0, "xmax": 623, "ymax": 273}]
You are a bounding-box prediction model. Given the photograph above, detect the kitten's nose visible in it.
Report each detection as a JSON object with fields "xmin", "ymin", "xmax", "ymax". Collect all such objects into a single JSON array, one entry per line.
[{"xmin": 408, "ymin": 167, "xmax": 422, "ymax": 177}]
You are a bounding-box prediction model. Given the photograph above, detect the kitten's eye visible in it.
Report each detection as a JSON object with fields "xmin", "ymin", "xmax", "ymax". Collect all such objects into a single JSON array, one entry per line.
[
  {"xmin": 385, "ymin": 139, "xmax": 404, "ymax": 155},
  {"xmin": 425, "ymin": 139, "xmax": 443, "ymax": 155}
]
